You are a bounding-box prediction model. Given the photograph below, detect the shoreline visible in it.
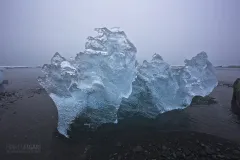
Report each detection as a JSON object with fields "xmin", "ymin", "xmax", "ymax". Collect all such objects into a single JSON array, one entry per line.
[
  {"xmin": 0, "ymin": 68, "xmax": 240, "ymax": 159},
  {"xmin": 0, "ymin": 86, "xmax": 240, "ymax": 160},
  {"xmin": 85, "ymin": 131, "xmax": 240, "ymax": 160}
]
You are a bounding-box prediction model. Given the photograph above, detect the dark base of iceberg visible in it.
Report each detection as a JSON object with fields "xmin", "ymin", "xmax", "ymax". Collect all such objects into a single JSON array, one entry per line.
[
  {"xmin": 38, "ymin": 28, "xmax": 218, "ymax": 137},
  {"xmin": 65, "ymin": 108, "xmax": 195, "ymax": 142}
]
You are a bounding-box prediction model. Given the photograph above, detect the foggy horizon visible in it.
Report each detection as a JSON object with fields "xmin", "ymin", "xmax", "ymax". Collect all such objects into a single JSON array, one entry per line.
[{"xmin": 1, "ymin": 0, "xmax": 240, "ymax": 66}]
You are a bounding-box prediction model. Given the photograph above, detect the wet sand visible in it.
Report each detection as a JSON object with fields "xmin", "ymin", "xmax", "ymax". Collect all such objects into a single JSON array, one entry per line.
[
  {"xmin": 0, "ymin": 87, "xmax": 58, "ymax": 159},
  {"xmin": 0, "ymin": 68, "xmax": 240, "ymax": 160}
]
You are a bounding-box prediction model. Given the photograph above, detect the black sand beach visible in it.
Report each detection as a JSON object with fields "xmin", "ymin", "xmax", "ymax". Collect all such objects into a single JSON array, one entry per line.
[{"xmin": 0, "ymin": 68, "xmax": 240, "ymax": 160}]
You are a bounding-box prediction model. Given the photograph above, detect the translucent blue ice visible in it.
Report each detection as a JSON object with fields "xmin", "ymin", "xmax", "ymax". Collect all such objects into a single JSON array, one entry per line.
[
  {"xmin": 38, "ymin": 28, "xmax": 137, "ymax": 136},
  {"xmin": 119, "ymin": 52, "xmax": 218, "ymax": 118},
  {"xmin": 39, "ymin": 28, "xmax": 218, "ymax": 137}
]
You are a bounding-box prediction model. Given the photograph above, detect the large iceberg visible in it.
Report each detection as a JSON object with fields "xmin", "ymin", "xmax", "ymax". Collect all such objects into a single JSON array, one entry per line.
[
  {"xmin": 38, "ymin": 28, "xmax": 137, "ymax": 136},
  {"xmin": 38, "ymin": 28, "xmax": 218, "ymax": 137}
]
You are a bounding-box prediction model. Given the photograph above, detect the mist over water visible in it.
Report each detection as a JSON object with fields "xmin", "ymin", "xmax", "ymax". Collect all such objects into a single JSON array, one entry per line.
[{"xmin": 1, "ymin": 0, "xmax": 240, "ymax": 66}]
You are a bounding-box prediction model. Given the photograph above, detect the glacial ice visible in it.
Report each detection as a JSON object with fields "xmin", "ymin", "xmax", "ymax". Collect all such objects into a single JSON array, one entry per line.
[
  {"xmin": 118, "ymin": 52, "xmax": 218, "ymax": 118},
  {"xmin": 38, "ymin": 28, "xmax": 218, "ymax": 137},
  {"xmin": 38, "ymin": 28, "xmax": 137, "ymax": 136}
]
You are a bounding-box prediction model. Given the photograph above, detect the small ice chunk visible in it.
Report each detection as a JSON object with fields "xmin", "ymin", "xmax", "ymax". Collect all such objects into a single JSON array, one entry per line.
[
  {"xmin": 0, "ymin": 70, "xmax": 3, "ymax": 84},
  {"xmin": 119, "ymin": 52, "xmax": 218, "ymax": 118}
]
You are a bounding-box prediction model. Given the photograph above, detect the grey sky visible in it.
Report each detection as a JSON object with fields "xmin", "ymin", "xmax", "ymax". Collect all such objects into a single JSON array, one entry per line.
[{"xmin": 0, "ymin": 0, "xmax": 239, "ymax": 66}]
